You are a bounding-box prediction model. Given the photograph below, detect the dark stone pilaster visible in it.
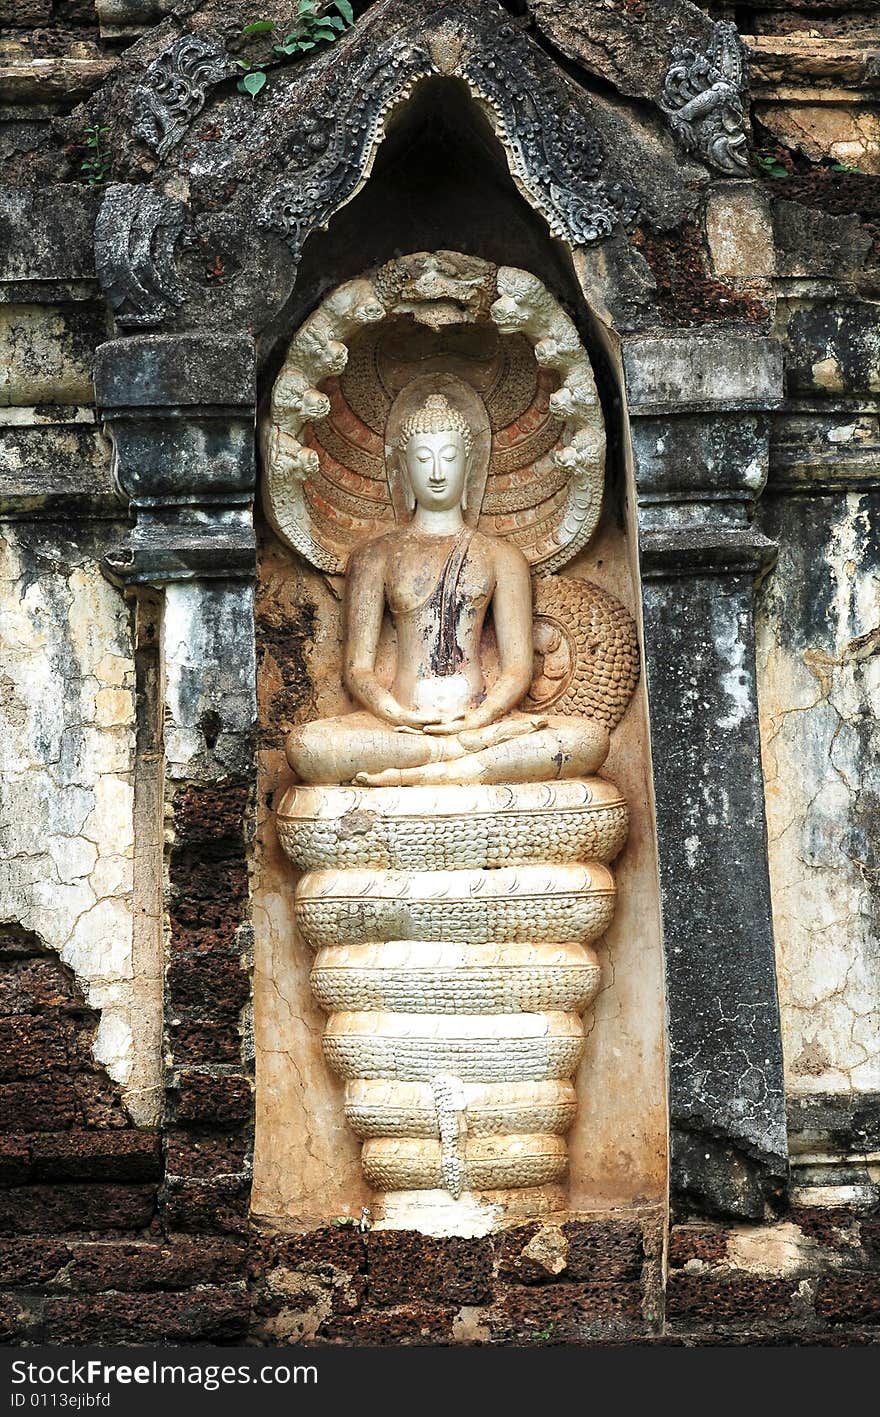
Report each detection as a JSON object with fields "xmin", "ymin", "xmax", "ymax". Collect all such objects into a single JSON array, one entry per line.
[
  {"xmin": 624, "ymin": 334, "xmax": 788, "ymax": 1219},
  {"xmin": 94, "ymin": 330, "xmax": 258, "ymax": 779},
  {"xmin": 93, "ymin": 334, "xmax": 257, "ymax": 1236},
  {"xmin": 94, "ymin": 332, "xmax": 256, "ymax": 587}
]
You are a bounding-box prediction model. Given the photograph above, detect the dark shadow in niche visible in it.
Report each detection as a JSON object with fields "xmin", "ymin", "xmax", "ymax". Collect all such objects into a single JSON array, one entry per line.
[{"xmin": 256, "ymin": 75, "xmax": 628, "ymax": 523}]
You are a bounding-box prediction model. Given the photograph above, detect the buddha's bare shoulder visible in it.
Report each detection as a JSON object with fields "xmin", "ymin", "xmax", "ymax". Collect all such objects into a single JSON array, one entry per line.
[
  {"xmin": 474, "ymin": 529, "xmax": 530, "ymax": 573},
  {"xmin": 346, "ymin": 528, "xmax": 400, "ymax": 572}
]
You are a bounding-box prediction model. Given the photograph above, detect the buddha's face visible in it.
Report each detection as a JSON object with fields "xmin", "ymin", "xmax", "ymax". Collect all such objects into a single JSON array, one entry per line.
[{"xmin": 403, "ymin": 428, "xmax": 468, "ymax": 513}]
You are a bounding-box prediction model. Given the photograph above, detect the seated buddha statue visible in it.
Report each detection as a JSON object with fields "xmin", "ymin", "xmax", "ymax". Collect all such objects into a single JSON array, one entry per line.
[{"xmin": 286, "ymin": 392, "xmax": 609, "ymax": 788}]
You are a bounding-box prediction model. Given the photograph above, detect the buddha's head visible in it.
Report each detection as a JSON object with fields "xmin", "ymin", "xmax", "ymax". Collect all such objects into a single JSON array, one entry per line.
[{"xmin": 397, "ymin": 393, "xmax": 473, "ymax": 514}]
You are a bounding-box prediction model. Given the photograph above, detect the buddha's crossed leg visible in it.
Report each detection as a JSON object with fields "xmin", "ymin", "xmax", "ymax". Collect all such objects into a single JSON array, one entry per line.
[{"xmin": 286, "ymin": 711, "xmax": 609, "ymax": 787}]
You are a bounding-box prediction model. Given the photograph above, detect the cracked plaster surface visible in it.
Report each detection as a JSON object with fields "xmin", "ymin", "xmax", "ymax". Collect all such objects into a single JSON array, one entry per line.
[
  {"xmin": 0, "ymin": 526, "xmax": 157, "ymax": 1117},
  {"xmin": 757, "ymin": 493, "xmax": 880, "ymax": 1098},
  {"xmin": 162, "ymin": 581, "xmax": 257, "ymax": 782}
]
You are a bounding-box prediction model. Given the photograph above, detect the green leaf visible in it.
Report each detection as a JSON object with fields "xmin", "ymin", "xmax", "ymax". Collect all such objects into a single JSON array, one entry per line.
[
  {"xmin": 236, "ymin": 58, "xmax": 251, "ymax": 68},
  {"xmin": 241, "ymin": 19, "xmax": 274, "ymax": 33},
  {"xmin": 273, "ymin": 42, "xmax": 297, "ymax": 54},
  {"xmin": 240, "ymin": 70, "xmax": 267, "ymax": 95},
  {"xmin": 298, "ymin": 0, "xmax": 319, "ymax": 11},
  {"xmin": 334, "ymin": 0, "xmax": 353, "ymax": 23},
  {"xmin": 296, "ymin": 39, "xmax": 316, "ymax": 49},
  {"xmin": 754, "ymin": 153, "xmax": 788, "ymax": 178},
  {"xmin": 326, "ymin": 14, "xmax": 345, "ymax": 29},
  {"xmin": 312, "ymin": 26, "xmax": 337, "ymax": 40}
]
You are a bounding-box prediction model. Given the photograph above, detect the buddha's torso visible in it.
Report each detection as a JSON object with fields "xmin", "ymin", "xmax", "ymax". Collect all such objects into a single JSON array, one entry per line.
[{"xmin": 381, "ymin": 526, "xmax": 497, "ymax": 718}]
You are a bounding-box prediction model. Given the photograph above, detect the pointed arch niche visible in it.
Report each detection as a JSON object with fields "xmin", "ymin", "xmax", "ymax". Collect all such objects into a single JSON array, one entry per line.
[{"xmin": 250, "ymin": 72, "xmax": 667, "ymax": 1227}]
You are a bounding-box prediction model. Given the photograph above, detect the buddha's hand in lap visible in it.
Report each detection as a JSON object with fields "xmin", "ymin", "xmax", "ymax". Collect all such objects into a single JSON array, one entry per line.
[
  {"xmin": 368, "ymin": 696, "xmax": 439, "ymax": 731},
  {"xmin": 427, "ymin": 715, "xmax": 548, "ymax": 749}
]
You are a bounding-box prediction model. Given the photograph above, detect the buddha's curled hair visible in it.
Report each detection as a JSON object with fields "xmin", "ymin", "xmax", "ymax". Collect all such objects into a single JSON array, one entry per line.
[{"xmin": 397, "ymin": 393, "xmax": 473, "ymax": 453}]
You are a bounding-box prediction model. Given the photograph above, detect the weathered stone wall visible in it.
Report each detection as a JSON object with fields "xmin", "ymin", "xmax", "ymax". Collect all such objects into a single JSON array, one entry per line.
[
  {"xmin": 0, "ymin": 0, "xmax": 878, "ymax": 1347},
  {"xmin": 757, "ymin": 497, "xmax": 879, "ymax": 1101},
  {"xmin": 0, "ymin": 523, "xmax": 163, "ymax": 1118}
]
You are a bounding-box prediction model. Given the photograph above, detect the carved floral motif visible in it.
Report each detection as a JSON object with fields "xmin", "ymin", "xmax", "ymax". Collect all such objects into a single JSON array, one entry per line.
[{"xmin": 132, "ymin": 35, "xmax": 238, "ymax": 159}]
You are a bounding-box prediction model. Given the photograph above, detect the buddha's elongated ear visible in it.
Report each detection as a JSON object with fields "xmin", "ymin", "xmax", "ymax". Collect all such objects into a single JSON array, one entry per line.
[
  {"xmin": 396, "ymin": 448, "xmax": 416, "ymax": 513},
  {"xmin": 460, "ymin": 451, "xmax": 471, "ymax": 514}
]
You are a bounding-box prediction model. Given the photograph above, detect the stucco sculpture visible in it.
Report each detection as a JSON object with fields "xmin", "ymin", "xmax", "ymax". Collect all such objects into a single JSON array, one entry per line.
[
  {"xmin": 286, "ymin": 391, "xmax": 608, "ymax": 789},
  {"xmin": 271, "ymin": 259, "xmax": 639, "ymax": 1232}
]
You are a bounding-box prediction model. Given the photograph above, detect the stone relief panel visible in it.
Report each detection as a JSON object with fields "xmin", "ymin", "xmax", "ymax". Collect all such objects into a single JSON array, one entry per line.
[
  {"xmin": 261, "ymin": 253, "xmax": 606, "ymax": 576},
  {"xmin": 253, "ymin": 254, "xmax": 666, "ymax": 1231},
  {"xmin": 252, "ymin": 490, "xmax": 665, "ymax": 1229},
  {"xmin": 659, "ymin": 20, "xmax": 750, "ymax": 177}
]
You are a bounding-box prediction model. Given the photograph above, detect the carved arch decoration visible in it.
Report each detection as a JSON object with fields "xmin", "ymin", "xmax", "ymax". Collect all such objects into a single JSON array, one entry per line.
[
  {"xmin": 261, "ymin": 253, "xmax": 605, "ymax": 576},
  {"xmin": 93, "ymin": 0, "xmax": 640, "ymax": 332},
  {"xmin": 254, "ymin": 4, "xmax": 640, "ymax": 263}
]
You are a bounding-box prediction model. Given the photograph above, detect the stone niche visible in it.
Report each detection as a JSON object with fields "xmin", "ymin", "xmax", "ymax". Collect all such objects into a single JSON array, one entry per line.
[{"xmin": 249, "ymin": 88, "xmax": 665, "ymax": 1229}]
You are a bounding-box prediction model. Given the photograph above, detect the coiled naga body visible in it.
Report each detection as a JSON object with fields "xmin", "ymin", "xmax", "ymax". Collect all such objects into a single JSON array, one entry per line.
[{"xmin": 276, "ymin": 382, "xmax": 639, "ymax": 1234}]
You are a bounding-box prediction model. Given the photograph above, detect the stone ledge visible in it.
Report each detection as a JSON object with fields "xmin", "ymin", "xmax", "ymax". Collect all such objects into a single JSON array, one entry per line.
[
  {"xmin": 0, "ymin": 58, "xmax": 116, "ymax": 106},
  {"xmin": 624, "ymin": 335, "xmax": 784, "ymax": 411},
  {"xmin": 95, "ymin": 333, "xmax": 256, "ymax": 411},
  {"xmin": 639, "ymin": 525, "xmax": 778, "ymax": 578}
]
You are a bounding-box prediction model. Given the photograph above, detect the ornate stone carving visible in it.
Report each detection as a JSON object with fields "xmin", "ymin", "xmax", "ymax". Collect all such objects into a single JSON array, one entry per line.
[
  {"xmin": 258, "ymin": 44, "xmax": 433, "ymax": 261},
  {"xmin": 132, "ymin": 35, "xmax": 238, "ymax": 160},
  {"xmin": 525, "ymin": 578, "xmax": 640, "ymax": 728},
  {"xmin": 258, "ymin": 8, "xmax": 637, "ymax": 260},
  {"xmin": 284, "ymin": 788, "xmax": 624, "ymax": 1215},
  {"xmin": 261, "ymin": 255, "xmax": 606, "ymax": 575},
  {"xmin": 278, "ymin": 778, "xmax": 629, "ymax": 872},
  {"xmin": 274, "ymin": 373, "xmax": 638, "ymax": 1230},
  {"xmin": 660, "ymin": 20, "xmax": 750, "ymax": 175},
  {"xmin": 98, "ymin": 5, "xmax": 638, "ymax": 333},
  {"xmin": 460, "ymin": 23, "xmax": 639, "ymax": 245},
  {"xmin": 94, "ymin": 186, "xmax": 186, "ymax": 328}
]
